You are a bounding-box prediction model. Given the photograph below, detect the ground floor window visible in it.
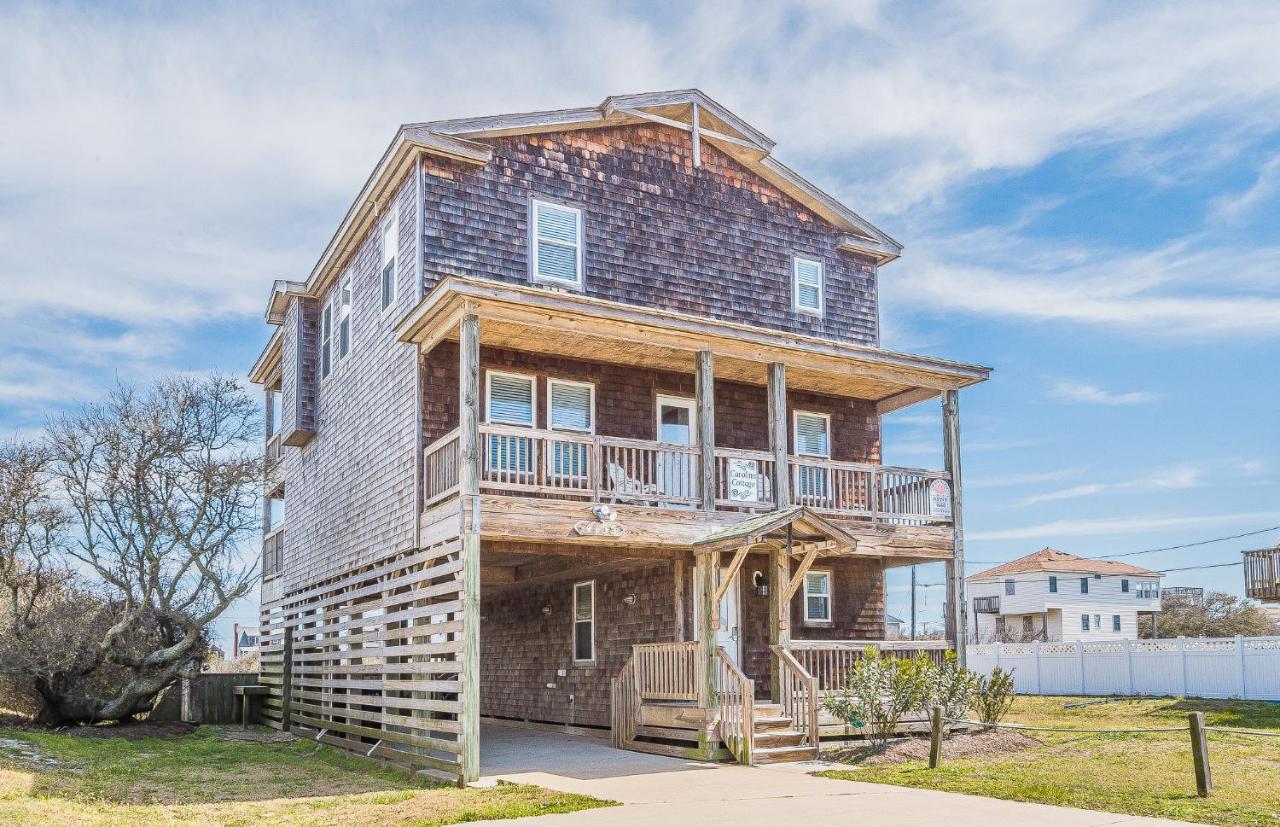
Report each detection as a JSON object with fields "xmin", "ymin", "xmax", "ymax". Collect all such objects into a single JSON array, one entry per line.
[
  {"xmin": 803, "ymin": 570, "xmax": 831, "ymax": 623},
  {"xmin": 1082, "ymin": 614, "xmax": 1090, "ymax": 631},
  {"xmin": 573, "ymin": 580, "xmax": 595, "ymax": 662},
  {"xmin": 1113, "ymin": 614, "xmax": 1121, "ymax": 632}
]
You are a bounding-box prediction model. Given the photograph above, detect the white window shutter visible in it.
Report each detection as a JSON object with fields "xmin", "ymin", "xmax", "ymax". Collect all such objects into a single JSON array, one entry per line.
[
  {"xmin": 549, "ymin": 382, "xmax": 592, "ymax": 431},
  {"xmin": 488, "ymin": 374, "xmax": 534, "ymax": 425},
  {"xmin": 795, "ymin": 413, "xmax": 829, "ymax": 456}
]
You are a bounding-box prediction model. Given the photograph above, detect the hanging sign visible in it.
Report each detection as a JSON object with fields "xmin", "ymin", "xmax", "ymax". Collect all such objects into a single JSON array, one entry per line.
[
  {"xmin": 929, "ymin": 479, "xmax": 952, "ymax": 518},
  {"xmin": 727, "ymin": 458, "xmax": 760, "ymax": 502}
]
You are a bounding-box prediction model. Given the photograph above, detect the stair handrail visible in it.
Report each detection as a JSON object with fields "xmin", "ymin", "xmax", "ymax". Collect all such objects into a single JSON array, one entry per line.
[
  {"xmin": 610, "ymin": 655, "xmax": 640, "ymax": 748},
  {"xmin": 715, "ymin": 648, "xmax": 754, "ymax": 765},
  {"xmin": 770, "ymin": 644, "xmax": 820, "ymax": 754}
]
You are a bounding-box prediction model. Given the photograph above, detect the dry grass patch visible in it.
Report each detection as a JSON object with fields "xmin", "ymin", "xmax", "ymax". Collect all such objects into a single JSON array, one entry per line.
[{"xmin": 825, "ymin": 728, "xmax": 1041, "ymax": 766}]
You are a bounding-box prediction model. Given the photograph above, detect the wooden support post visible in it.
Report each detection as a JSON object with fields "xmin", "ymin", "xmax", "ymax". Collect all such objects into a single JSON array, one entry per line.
[
  {"xmin": 458, "ymin": 312, "xmax": 481, "ymax": 784},
  {"xmin": 929, "ymin": 706, "xmax": 944, "ymax": 768},
  {"xmin": 695, "ymin": 351, "xmax": 716, "ymax": 512},
  {"xmin": 767, "ymin": 363, "xmax": 789, "ymax": 508},
  {"xmin": 280, "ymin": 625, "xmax": 293, "ymax": 732},
  {"xmin": 1189, "ymin": 711, "xmax": 1212, "ymax": 797},
  {"xmin": 768, "ymin": 547, "xmax": 790, "ymax": 702},
  {"xmin": 695, "ymin": 552, "xmax": 718, "ymax": 709},
  {"xmin": 942, "ymin": 389, "xmax": 968, "ymax": 666}
]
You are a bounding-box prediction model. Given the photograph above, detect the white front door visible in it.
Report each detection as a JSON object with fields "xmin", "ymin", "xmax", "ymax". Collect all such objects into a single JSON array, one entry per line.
[
  {"xmin": 655, "ymin": 395, "xmax": 696, "ymax": 502},
  {"xmin": 716, "ymin": 566, "xmax": 741, "ymax": 666}
]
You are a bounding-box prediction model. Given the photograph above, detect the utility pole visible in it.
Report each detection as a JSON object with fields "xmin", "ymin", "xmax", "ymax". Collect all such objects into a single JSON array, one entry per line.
[{"xmin": 910, "ymin": 566, "xmax": 918, "ymax": 640}]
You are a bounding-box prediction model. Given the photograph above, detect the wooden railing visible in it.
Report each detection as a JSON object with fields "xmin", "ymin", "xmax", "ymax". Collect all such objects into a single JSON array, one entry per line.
[
  {"xmin": 716, "ymin": 648, "xmax": 754, "ymax": 766},
  {"xmin": 1244, "ymin": 548, "xmax": 1280, "ymax": 602},
  {"xmin": 422, "ymin": 429, "xmax": 460, "ymax": 508},
  {"xmin": 771, "ymin": 645, "xmax": 819, "ymax": 753},
  {"xmin": 787, "ymin": 640, "xmax": 951, "ymax": 692},
  {"xmin": 713, "ymin": 448, "xmax": 776, "ymax": 511},
  {"xmin": 973, "ymin": 595, "xmax": 1001, "ymax": 613},
  {"xmin": 262, "ymin": 529, "xmax": 283, "ymax": 579},
  {"xmin": 610, "ymin": 656, "xmax": 640, "ymax": 747},
  {"xmin": 420, "ymin": 424, "xmax": 952, "ymax": 524},
  {"xmin": 632, "ymin": 641, "xmax": 699, "ymax": 701}
]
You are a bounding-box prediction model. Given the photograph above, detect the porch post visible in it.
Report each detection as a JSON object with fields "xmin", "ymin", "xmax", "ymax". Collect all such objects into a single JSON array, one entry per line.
[
  {"xmin": 942, "ymin": 389, "xmax": 968, "ymax": 667},
  {"xmin": 768, "ymin": 547, "xmax": 790, "ymax": 702},
  {"xmin": 458, "ymin": 312, "xmax": 481, "ymax": 782},
  {"xmin": 694, "ymin": 552, "xmax": 718, "ymax": 709},
  {"xmin": 695, "ymin": 351, "xmax": 716, "ymax": 512},
  {"xmin": 767, "ymin": 363, "xmax": 789, "ymax": 508}
]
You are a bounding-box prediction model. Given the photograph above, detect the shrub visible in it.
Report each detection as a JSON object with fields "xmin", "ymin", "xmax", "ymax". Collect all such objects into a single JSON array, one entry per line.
[
  {"xmin": 928, "ymin": 650, "xmax": 979, "ymax": 723},
  {"xmin": 972, "ymin": 666, "xmax": 1016, "ymax": 727},
  {"xmin": 822, "ymin": 647, "xmax": 932, "ymax": 747}
]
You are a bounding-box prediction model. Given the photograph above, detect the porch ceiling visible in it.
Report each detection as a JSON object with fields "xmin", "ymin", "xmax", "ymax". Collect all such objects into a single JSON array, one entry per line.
[{"xmin": 396, "ymin": 276, "xmax": 990, "ymax": 410}]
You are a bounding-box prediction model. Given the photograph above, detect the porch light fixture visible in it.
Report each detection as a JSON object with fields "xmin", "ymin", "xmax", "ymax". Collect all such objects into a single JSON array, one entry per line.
[
  {"xmin": 753, "ymin": 570, "xmax": 768, "ymax": 598},
  {"xmin": 541, "ymin": 605, "xmax": 552, "ymax": 616},
  {"xmin": 622, "ymin": 594, "xmax": 637, "ymax": 606}
]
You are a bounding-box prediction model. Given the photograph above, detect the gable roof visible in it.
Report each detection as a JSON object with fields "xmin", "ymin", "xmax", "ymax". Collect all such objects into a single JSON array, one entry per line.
[
  {"xmin": 968, "ymin": 548, "xmax": 1161, "ymax": 580},
  {"xmin": 694, "ymin": 506, "xmax": 860, "ymax": 555},
  {"xmin": 296, "ymin": 89, "xmax": 903, "ymax": 306}
]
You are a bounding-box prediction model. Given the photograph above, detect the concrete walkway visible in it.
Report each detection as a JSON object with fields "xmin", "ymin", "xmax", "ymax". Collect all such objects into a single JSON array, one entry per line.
[{"xmin": 473, "ymin": 723, "xmax": 1187, "ymax": 826}]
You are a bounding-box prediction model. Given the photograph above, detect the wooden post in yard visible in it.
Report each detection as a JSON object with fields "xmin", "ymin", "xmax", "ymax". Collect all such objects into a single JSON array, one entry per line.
[
  {"xmin": 929, "ymin": 706, "xmax": 944, "ymax": 769},
  {"xmin": 280, "ymin": 625, "xmax": 293, "ymax": 732},
  {"xmin": 458, "ymin": 312, "xmax": 482, "ymax": 784},
  {"xmin": 767, "ymin": 363, "xmax": 789, "ymax": 508},
  {"xmin": 942, "ymin": 389, "xmax": 967, "ymax": 667},
  {"xmin": 1189, "ymin": 712, "xmax": 1212, "ymax": 797},
  {"xmin": 695, "ymin": 351, "xmax": 716, "ymax": 512}
]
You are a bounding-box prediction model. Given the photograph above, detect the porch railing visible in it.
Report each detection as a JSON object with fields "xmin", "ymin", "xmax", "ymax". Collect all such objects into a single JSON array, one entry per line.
[
  {"xmin": 632, "ymin": 641, "xmax": 699, "ymax": 701},
  {"xmin": 610, "ymin": 657, "xmax": 639, "ymax": 747},
  {"xmin": 1244, "ymin": 548, "xmax": 1280, "ymax": 601},
  {"xmin": 787, "ymin": 640, "xmax": 951, "ymax": 692},
  {"xmin": 771, "ymin": 645, "xmax": 819, "ymax": 753},
  {"xmin": 420, "ymin": 424, "xmax": 952, "ymax": 524},
  {"xmin": 716, "ymin": 648, "xmax": 754, "ymax": 765}
]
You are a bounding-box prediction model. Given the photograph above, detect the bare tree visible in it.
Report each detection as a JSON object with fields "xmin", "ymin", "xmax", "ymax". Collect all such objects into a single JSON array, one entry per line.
[
  {"xmin": 26, "ymin": 374, "xmax": 264, "ymax": 723},
  {"xmin": 1139, "ymin": 591, "xmax": 1279, "ymax": 639}
]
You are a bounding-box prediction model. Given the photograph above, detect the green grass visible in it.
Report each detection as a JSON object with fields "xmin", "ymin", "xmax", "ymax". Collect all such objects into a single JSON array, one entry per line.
[
  {"xmin": 0, "ymin": 725, "xmax": 614, "ymax": 825},
  {"xmin": 819, "ymin": 696, "xmax": 1280, "ymax": 827}
]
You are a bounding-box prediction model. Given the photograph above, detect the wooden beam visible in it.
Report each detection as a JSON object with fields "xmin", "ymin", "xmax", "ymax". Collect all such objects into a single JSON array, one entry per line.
[
  {"xmin": 695, "ymin": 350, "xmax": 716, "ymax": 511},
  {"xmin": 691, "ymin": 101, "xmax": 701, "ymax": 167},
  {"xmin": 458, "ymin": 313, "xmax": 481, "ymax": 783},
  {"xmin": 768, "ymin": 362, "xmax": 790, "ymax": 508},
  {"xmin": 711, "ymin": 544, "xmax": 751, "ymax": 630},
  {"xmin": 781, "ymin": 546, "xmax": 820, "ymax": 605},
  {"xmin": 876, "ymin": 387, "xmax": 940, "ymax": 415},
  {"xmin": 942, "ymin": 389, "xmax": 967, "ymax": 665},
  {"xmin": 694, "ymin": 553, "xmax": 717, "ymax": 708},
  {"xmin": 768, "ymin": 547, "xmax": 790, "ymax": 701}
]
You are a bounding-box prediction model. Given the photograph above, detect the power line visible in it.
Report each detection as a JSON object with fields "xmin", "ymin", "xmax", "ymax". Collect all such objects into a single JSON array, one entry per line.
[
  {"xmin": 964, "ymin": 524, "xmax": 1280, "ymax": 567},
  {"xmin": 1156, "ymin": 561, "xmax": 1243, "ymax": 574}
]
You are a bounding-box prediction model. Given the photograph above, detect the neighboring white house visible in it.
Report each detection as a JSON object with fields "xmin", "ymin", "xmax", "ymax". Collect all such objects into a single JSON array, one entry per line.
[
  {"xmin": 967, "ymin": 548, "xmax": 1163, "ymax": 642},
  {"xmin": 885, "ymin": 613, "xmax": 905, "ymax": 639}
]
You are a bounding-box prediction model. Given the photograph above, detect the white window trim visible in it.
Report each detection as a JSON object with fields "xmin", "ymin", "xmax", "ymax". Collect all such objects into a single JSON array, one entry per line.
[
  {"xmin": 320, "ymin": 274, "xmax": 354, "ymax": 380},
  {"xmin": 546, "ymin": 378, "xmax": 596, "ymax": 434},
  {"xmin": 380, "ymin": 208, "xmax": 399, "ymax": 315},
  {"xmin": 803, "ymin": 568, "xmax": 833, "ymax": 624},
  {"xmin": 572, "ymin": 579, "xmax": 595, "ymax": 663},
  {"xmin": 655, "ymin": 394, "xmax": 698, "ymax": 445},
  {"xmin": 792, "ymin": 256, "xmax": 825, "ymax": 316},
  {"xmin": 792, "ymin": 410, "xmax": 832, "ymax": 457},
  {"xmin": 484, "ymin": 370, "xmax": 537, "ymax": 427},
  {"xmin": 530, "ymin": 198, "xmax": 584, "ymax": 289}
]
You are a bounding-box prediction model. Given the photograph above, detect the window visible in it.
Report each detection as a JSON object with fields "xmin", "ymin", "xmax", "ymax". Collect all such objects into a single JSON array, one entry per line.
[
  {"xmin": 1022, "ymin": 616, "xmax": 1034, "ymax": 637},
  {"xmin": 1081, "ymin": 614, "xmax": 1090, "ymax": 631},
  {"xmin": 1112, "ymin": 615, "xmax": 1121, "ymax": 632},
  {"xmin": 1137, "ymin": 581, "xmax": 1159, "ymax": 599},
  {"xmin": 266, "ymin": 496, "xmax": 285, "ymax": 534},
  {"xmin": 1121, "ymin": 578, "xmax": 1129, "ymax": 593},
  {"xmin": 573, "ymin": 581, "xmax": 594, "ymax": 662},
  {"xmin": 381, "ymin": 209, "xmax": 398, "ymax": 311},
  {"xmin": 792, "ymin": 257, "xmax": 824, "ymax": 315},
  {"xmin": 1004, "ymin": 579, "xmax": 1015, "ymax": 596},
  {"xmin": 486, "ymin": 372, "xmax": 535, "ymax": 475},
  {"xmin": 1048, "ymin": 575, "xmax": 1057, "ymax": 593},
  {"xmin": 803, "ymin": 570, "xmax": 832, "ymax": 623},
  {"xmin": 320, "ymin": 274, "xmax": 353, "ymax": 378},
  {"xmin": 1094, "ymin": 614, "xmax": 1101, "ymax": 631},
  {"xmin": 547, "ymin": 379, "xmax": 594, "ymax": 482},
  {"xmin": 1080, "ymin": 577, "xmax": 1089, "ymax": 594},
  {"xmin": 794, "ymin": 411, "xmax": 831, "ymax": 503},
  {"xmin": 267, "ymin": 389, "xmax": 282, "ymax": 436},
  {"xmin": 531, "ymin": 199, "xmax": 583, "ymax": 287}
]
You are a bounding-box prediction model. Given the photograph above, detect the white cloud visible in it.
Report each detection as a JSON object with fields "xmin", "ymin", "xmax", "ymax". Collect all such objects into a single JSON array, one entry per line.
[
  {"xmin": 969, "ymin": 510, "xmax": 1280, "ymax": 542},
  {"xmin": 1211, "ymin": 155, "xmax": 1280, "ymax": 223},
  {"xmin": 1018, "ymin": 465, "xmax": 1202, "ymax": 506},
  {"xmin": 1049, "ymin": 382, "xmax": 1159, "ymax": 406},
  {"xmin": 968, "ymin": 467, "xmax": 1085, "ymax": 489}
]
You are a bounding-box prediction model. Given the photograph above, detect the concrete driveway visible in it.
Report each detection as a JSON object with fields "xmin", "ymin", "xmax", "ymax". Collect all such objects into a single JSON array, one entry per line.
[{"xmin": 475, "ymin": 723, "xmax": 1187, "ymax": 826}]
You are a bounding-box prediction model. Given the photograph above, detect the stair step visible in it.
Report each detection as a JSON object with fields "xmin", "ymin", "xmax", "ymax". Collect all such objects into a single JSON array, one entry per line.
[
  {"xmin": 753, "ymin": 744, "xmax": 818, "ymax": 764},
  {"xmin": 753, "ymin": 729, "xmax": 805, "ymax": 747},
  {"xmin": 752, "ymin": 703, "xmax": 784, "ymax": 716},
  {"xmin": 635, "ymin": 725, "xmax": 704, "ymax": 744},
  {"xmin": 753, "ymin": 715, "xmax": 794, "ymax": 732}
]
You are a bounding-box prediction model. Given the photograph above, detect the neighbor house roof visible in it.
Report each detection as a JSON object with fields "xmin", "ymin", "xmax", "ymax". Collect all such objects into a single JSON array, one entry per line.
[{"xmin": 968, "ymin": 548, "xmax": 1161, "ymax": 581}]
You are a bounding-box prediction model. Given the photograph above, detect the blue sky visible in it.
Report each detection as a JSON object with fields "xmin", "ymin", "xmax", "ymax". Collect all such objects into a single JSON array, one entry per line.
[{"xmin": 2, "ymin": 1, "xmax": 1278, "ymax": 648}]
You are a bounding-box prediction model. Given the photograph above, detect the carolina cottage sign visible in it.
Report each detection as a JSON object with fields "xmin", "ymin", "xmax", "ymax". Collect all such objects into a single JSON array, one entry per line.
[
  {"xmin": 928, "ymin": 478, "xmax": 952, "ymax": 519},
  {"xmin": 726, "ymin": 458, "xmax": 760, "ymax": 503}
]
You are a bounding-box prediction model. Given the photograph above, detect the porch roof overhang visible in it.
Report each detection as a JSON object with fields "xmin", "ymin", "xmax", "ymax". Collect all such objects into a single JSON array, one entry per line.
[
  {"xmin": 692, "ymin": 506, "xmax": 861, "ymax": 556},
  {"xmin": 395, "ymin": 276, "xmax": 991, "ymax": 410}
]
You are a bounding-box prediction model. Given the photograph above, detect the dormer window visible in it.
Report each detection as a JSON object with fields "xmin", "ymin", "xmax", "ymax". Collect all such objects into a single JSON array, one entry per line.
[
  {"xmin": 792, "ymin": 257, "xmax": 824, "ymax": 316},
  {"xmin": 381, "ymin": 208, "xmax": 398, "ymax": 312},
  {"xmin": 531, "ymin": 199, "xmax": 583, "ymax": 288}
]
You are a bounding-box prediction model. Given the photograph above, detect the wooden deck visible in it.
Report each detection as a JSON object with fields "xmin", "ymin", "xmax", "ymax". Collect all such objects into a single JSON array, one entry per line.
[{"xmin": 1245, "ymin": 548, "xmax": 1280, "ymax": 602}]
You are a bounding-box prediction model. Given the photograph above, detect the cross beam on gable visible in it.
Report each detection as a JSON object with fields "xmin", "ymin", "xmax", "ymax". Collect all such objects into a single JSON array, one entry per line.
[{"xmin": 616, "ymin": 104, "xmax": 762, "ymax": 168}]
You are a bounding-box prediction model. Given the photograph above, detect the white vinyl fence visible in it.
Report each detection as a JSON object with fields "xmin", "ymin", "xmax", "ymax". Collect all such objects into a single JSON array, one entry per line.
[{"xmin": 967, "ymin": 636, "xmax": 1280, "ymax": 701}]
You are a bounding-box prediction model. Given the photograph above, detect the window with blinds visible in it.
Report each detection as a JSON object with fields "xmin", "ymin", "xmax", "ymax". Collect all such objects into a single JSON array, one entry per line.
[
  {"xmin": 381, "ymin": 209, "xmax": 398, "ymax": 311},
  {"xmin": 793, "ymin": 257, "xmax": 824, "ymax": 315},
  {"xmin": 487, "ymin": 372, "xmax": 535, "ymax": 475},
  {"xmin": 804, "ymin": 570, "xmax": 831, "ymax": 622},
  {"xmin": 532, "ymin": 199, "xmax": 583, "ymax": 286},
  {"xmin": 794, "ymin": 412, "xmax": 829, "ymax": 456},
  {"xmin": 573, "ymin": 580, "xmax": 595, "ymax": 661},
  {"xmin": 548, "ymin": 380, "xmax": 593, "ymax": 482}
]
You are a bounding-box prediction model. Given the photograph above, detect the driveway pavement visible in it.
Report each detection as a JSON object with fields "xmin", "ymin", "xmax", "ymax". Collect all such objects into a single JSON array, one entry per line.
[{"xmin": 473, "ymin": 723, "xmax": 1188, "ymax": 826}]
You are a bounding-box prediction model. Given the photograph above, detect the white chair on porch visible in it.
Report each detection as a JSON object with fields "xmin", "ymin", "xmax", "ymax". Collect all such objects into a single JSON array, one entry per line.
[{"xmin": 606, "ymin": 462, "xmax": 659, "ymax": 506}]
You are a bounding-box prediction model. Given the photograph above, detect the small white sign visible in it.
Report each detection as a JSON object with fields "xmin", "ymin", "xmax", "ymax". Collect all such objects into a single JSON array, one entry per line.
[
  {"xmin": 929, "ymin": 479, "xmax": 952, "ymax": 518},
  {"xmin": 727, "ymin": 458, "xmax": 760, "ymax": 502}
]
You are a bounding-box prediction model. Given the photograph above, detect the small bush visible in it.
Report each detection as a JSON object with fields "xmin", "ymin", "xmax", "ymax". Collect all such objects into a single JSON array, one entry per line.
[
  {"xmin": 972, "ymin": 666, "xmax": 1016, "ymax": 727},
  {"xmin": 822, "ymin": 647, "xmax": 932, "ymax": 747},
  {"xmin": 929, "ymin": 650, "xmax": 979, "ymax": 723}
]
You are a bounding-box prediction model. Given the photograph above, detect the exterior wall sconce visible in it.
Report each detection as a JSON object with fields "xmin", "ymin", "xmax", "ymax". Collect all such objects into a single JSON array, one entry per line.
[
  {"xmin": 541, "ymin": 605, "xmax": 552, "ymax": 616},
  {"xmin": 753, "ymin": 570, "xmax": 768, "ymax": 598},
  {"xmin": 622, "ymin": 594, "xmax": 637, "ymax": 606}
]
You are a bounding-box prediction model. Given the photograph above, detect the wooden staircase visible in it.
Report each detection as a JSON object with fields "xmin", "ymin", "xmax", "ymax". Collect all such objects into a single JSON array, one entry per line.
[{"xmin": 750, "ymin": 701, "xmax": 818, "ymax": 764}]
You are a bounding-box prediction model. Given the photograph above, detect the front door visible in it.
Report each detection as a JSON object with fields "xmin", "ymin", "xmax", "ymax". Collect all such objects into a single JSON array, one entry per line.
[
  {"xmin": 716, "ymin": 566, "xmax": 741, "ymax": 666},
  {"xmin": 655, "ymin": 395, "xmax": 696, "ymax": 503}
]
